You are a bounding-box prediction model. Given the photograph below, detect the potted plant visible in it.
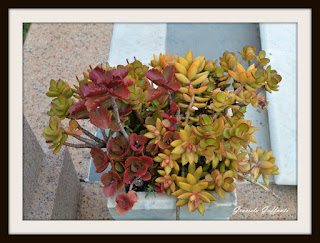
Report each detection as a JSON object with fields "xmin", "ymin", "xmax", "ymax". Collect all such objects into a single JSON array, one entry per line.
[{"xmin": 43, "ymin": 46, "xmax": 281, "ymax": 220}]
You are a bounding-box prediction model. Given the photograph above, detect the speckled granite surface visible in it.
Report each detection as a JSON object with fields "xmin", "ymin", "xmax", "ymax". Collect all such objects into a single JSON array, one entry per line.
[
  {"xmin": 24, "ymin": 23, "xmax": 297, "ymax": 221},
  {"xmin": 23, "ymin": 23, "xmax": 113, "ymax": 180},
  {"xmin": 231, "ymin": 184, "xmax": 297, "ymax": 220}
]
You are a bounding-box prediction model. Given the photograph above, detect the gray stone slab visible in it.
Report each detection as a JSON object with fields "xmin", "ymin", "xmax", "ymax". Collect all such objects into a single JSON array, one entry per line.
[
  {"xmin": 51, "ymin": 149, "xmax": 81, "ymax": 219},
  {"xmin": 260, "ymin": 24, "xmax": 297, "ymax": 185},
  {"xmin": 23, "ymin": 116, "xmax": 45, "ymax": 219},
  {"xmin": 26, "ymin": 144, "xmax": 81, "ymax": 220}
]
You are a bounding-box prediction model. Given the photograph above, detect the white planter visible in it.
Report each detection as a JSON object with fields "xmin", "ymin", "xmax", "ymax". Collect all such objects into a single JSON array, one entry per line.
[{"xmin": 107, "ymin": 189, "xmax": 237, "ymax": 220}]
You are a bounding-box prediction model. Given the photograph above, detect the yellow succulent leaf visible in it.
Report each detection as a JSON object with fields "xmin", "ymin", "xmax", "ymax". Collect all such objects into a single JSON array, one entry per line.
[
  {"xmin": 195, "ymin": 86, "xmax": 207, "ymax": 94},
  {"xmin": 176, "ymin": 199, "xmax": 188, "ymax": 207},
  {"xmin": 191, "ymin": 73, "xmax": 208, "ymax": 86},
  {"xmin": 197, "ymin": 181, "xmax": 208, "ymax": 190},
  {"xmin": 172, "ymin": 189, "xmax": 184, "ymax": 197},
  {"xmin": 178, "ymin": 182, "xmax": 193, "ymax": 192},
  {"xmin": 187, "ymin": 174, "xmax": 197, "ymax": 185},
  {"xmin": 178, "ymin": 56, "xmax": 190, "ymax": 69},
  {"xmin": 171, "ymin": 139, "xmax": 183, "ymax": 147},
  {"xmin": 193, "ymin": 166, "xmax": 203, "ymax": 181},
  {"xmin": 187, "ymin": 59, "xmax": 201, "ymax": 80},
  {"xmin": 179, "ymin": 87, "xmax": 188, "ymax": 93},
  {"xmin": 157, "ymin": 170, "xmax": 166, "ymax": 176},
  {"xmin": 144, "ymin": 132, "xmax": 156, "ymax": 138},
  {"xmin": 193, "ymin": 103, "xmax": 207, "ymax": 108},
  {"xmin": 175, "ymin": 73, "xmax": 190, "ymax": 85},
  {"xmin": 183, "ymin": 94, "xmax": 192, "ymax": 102},
  {"xmin": 197, "ymin": 201, "xmax": 205, "ymax": 216},
  {"xmin": 184, "ymin": 50, "xmax": 194, "ymax": 65},
  {"xmin": 178, "ymin": 192, "xmax": 193, "ymax": 200},
  {"xmin": 198, "ymin": 193, "xmax": 211, "ymax": 203},
  {"xmin": 171, "ymin": 145, "xmax": 185, "ymax": 155},
  {"xmin": 200, "ymin": 191, "xmax": 217, "ymax": 201},
  {"xmin": 174, "ymin": 62, "xmax": 188, "ymax": 76}
]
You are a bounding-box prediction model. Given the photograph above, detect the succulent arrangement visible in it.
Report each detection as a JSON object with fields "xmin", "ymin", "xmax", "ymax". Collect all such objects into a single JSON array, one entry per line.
[{"xmin": 43, "ymin": 46, "xmax": 281, "ymax": 216}]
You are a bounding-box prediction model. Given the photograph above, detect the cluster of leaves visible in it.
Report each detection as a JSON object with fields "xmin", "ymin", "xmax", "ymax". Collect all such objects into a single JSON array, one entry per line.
[{"xmin": 43, "ymin": 46, "xmax": 281, "ymax": 216}]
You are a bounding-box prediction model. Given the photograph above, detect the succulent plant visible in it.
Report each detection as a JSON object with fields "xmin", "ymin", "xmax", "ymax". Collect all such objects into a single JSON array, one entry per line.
[
  {"xmin": 219, "ymin": 51, "xmax": 238, "ymax": 71},
  {"xmin": 154, "ymin": 149, "xmax": 180, "ymax": 175},
  {"xmin": 255, "ymin": 50, "xmax": 270, "ymax": 66},
  {"xmin": 43, "ymin": 116, "xmax": 68, "ymax": 154},
  {"xmin": 47, "ymin": 94, "xmax": 75, "ymax": 119},
  {"xmin": 253, "ymin": 65, "xmax": 282, "ymax": 93},
  {"xmin": 238, "ymin": 45, "xmax": 256, "ymax": 62},
  {"xmin": 115, "ymin": 190, "xmax": 138, "ymax": 215},
  {"xmin": 228, "ymin": 63, "xmax": 261, "ymax": 92},
  {"xmin": 207, "ymin": 89, "xmax": 238, "ymax": 112},
  {"xmin": 155, "ymin": 174, "xmax": 177, "ymax": 195},
  {"xmin": 248, "ymin": 147, "xmax": 279, "ymax": 185},
  {"xmin": 223, "ymin": 117, "xmax": 259, "ymax": 149},
  {"xmin": 123, "ymin": 156, "xmax": 154, "ymax": 184},
  {"xmin": 150, "ymin": 52, "xmax": 175, "ymax": 70},
  {"xmin": 46, "ymin": 79, "xmax": 73, "ymax": 98},
  {"xmin": 235, "ymin": 90, "xmax": 258, "ymax": 107},
  {"xmin": 43, "ymin": 45, "xmax": 282, "ymax": 217},
  {"xmin": 172, "ymin": 166, "xmax": 216, "ymax": 215},
  {"xmin": 205, "ymin": 169, "xmax": 236, "ymax": 199},
  {"xmin": 171, "ymin": 125, "xmax": 200, "ymax": 166},
  {"xmin": 107, "ymin": 135, "xmax": 130, "ymax": 161},
  {"xmin": 101, "ymin": 170, "xmax": 124, "ymax": 197},
  {"xmin": 64, "ymin": 119, "xmax": 82, "ymax": 136},
  {"xmin": 90, "ymin": 147, "xmax": 113, "ymax": 173}
]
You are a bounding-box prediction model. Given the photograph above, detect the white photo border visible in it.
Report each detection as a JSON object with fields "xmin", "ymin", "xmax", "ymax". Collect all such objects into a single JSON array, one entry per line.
[{"xmin": 9, "ymin": 8, "xmax": 312, "ymax": 234}]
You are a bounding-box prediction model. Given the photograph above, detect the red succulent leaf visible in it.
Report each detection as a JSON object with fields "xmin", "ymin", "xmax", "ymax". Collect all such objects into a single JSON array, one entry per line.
[
  {"xmin": 89, "ymin": 67, "xmax": 113, "ymax": 85},
  {"xmin": 123, "ymin": 168, "xmax": 136, "ymax": 184},
  {"xmin": 108, "ymin": 83, "xmax": 131, "ymax": 100},
  {"xmin": 129, "ymin": 133, "xmax": 147, "ymax": 154},
  {"xmin": 153, "ymin": 182, "xmax": 165, "ymax": 195},
  {"xmin": 115, "ymin": 190, "xmax": 138, "ymax": 215},
  {"xmin": 162, "ymin": 65, "xmax": 175, "ymax": 83},
  {"xmin": 164, "ymin": 80, "xmax": 181, "ymax": 92},
  {"xmin": 101, "ymin": 171, "xmax": 124, "ymax": 197},
  {"xmin": 69, "ymin": 101, "xmax": 89, "ymax": 119},
  {"xmin": 113, "ymin": 68, "xmax": 129, "ymax": 79},
  {"xmin": 109, "ymin": 119, "xmax": 121, "ymax": 132},
  {"xmin": 90, "ymin": 147, "xmax": 112, "ymax": 173},
  {"xmin": 90, "ymin": 106, "xmax": 111, "ymax": 129},
  {"xmin": 167, "ymin": 102, "xmax": 178, "ymax": 115},
  {"xmin": 158, "ymin": 93, "xmax": 169, "ymax": 104},
  {"xmin": 107, "ymin": 136, "xmax": 130, "ymax": 160},
  {"xmin": 146, "ymin": 88, "xmax": 165, "ymax": 102},
  {"xmin": 158, "ymin": 141, "xmax": 171, "ymax": 150},
  {"xmin": 81, "ymin": 83, "xmax": 108, "ymax": 97},
  {"xmin": 146, "ymin": 143, "xmax": 159, "ymax": 156},
  {"xmin": 85, "ymin": 95, "xmax": 109, "ymax": 112},
  {"xmin": 141, "ymin": 172, "xmax": 151, "ymax": 181},
  {"xmin": 123, "ymin": 156, "xmax": 154, "ymax": 184},
  {"xmin": 146, "ymin": 68, "xmax": 166, "ymax": 87}
]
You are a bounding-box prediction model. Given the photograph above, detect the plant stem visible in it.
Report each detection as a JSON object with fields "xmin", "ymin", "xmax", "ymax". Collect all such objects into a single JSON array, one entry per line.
[
  {"xmin": 63, "ymin": 142, "xmax": 98, "ymax": 148},
  {"xmin": 184, "ymin": 94, "xmax": 195, "ymax": 124},
  {"xmin": 72, "ymin": 135, "xmax": 99, "ymax": 147},
  {"xmin": 233, "ymin": 84, "xmax": 244, "ymax": 95},
  {"xmin": 235, "ymin": 171, "xmax": 281, "ymax": 200},
  {"xmin": 78, "ymin": 124, "xmax": 105, "ymax": 144},
  {"xmin": 110, "ymin": 96, "xmax": 130, "ymax": 142},
  {"xmin": 100, "ymin": 128, "xmax": 108, "ymax": 142}
]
